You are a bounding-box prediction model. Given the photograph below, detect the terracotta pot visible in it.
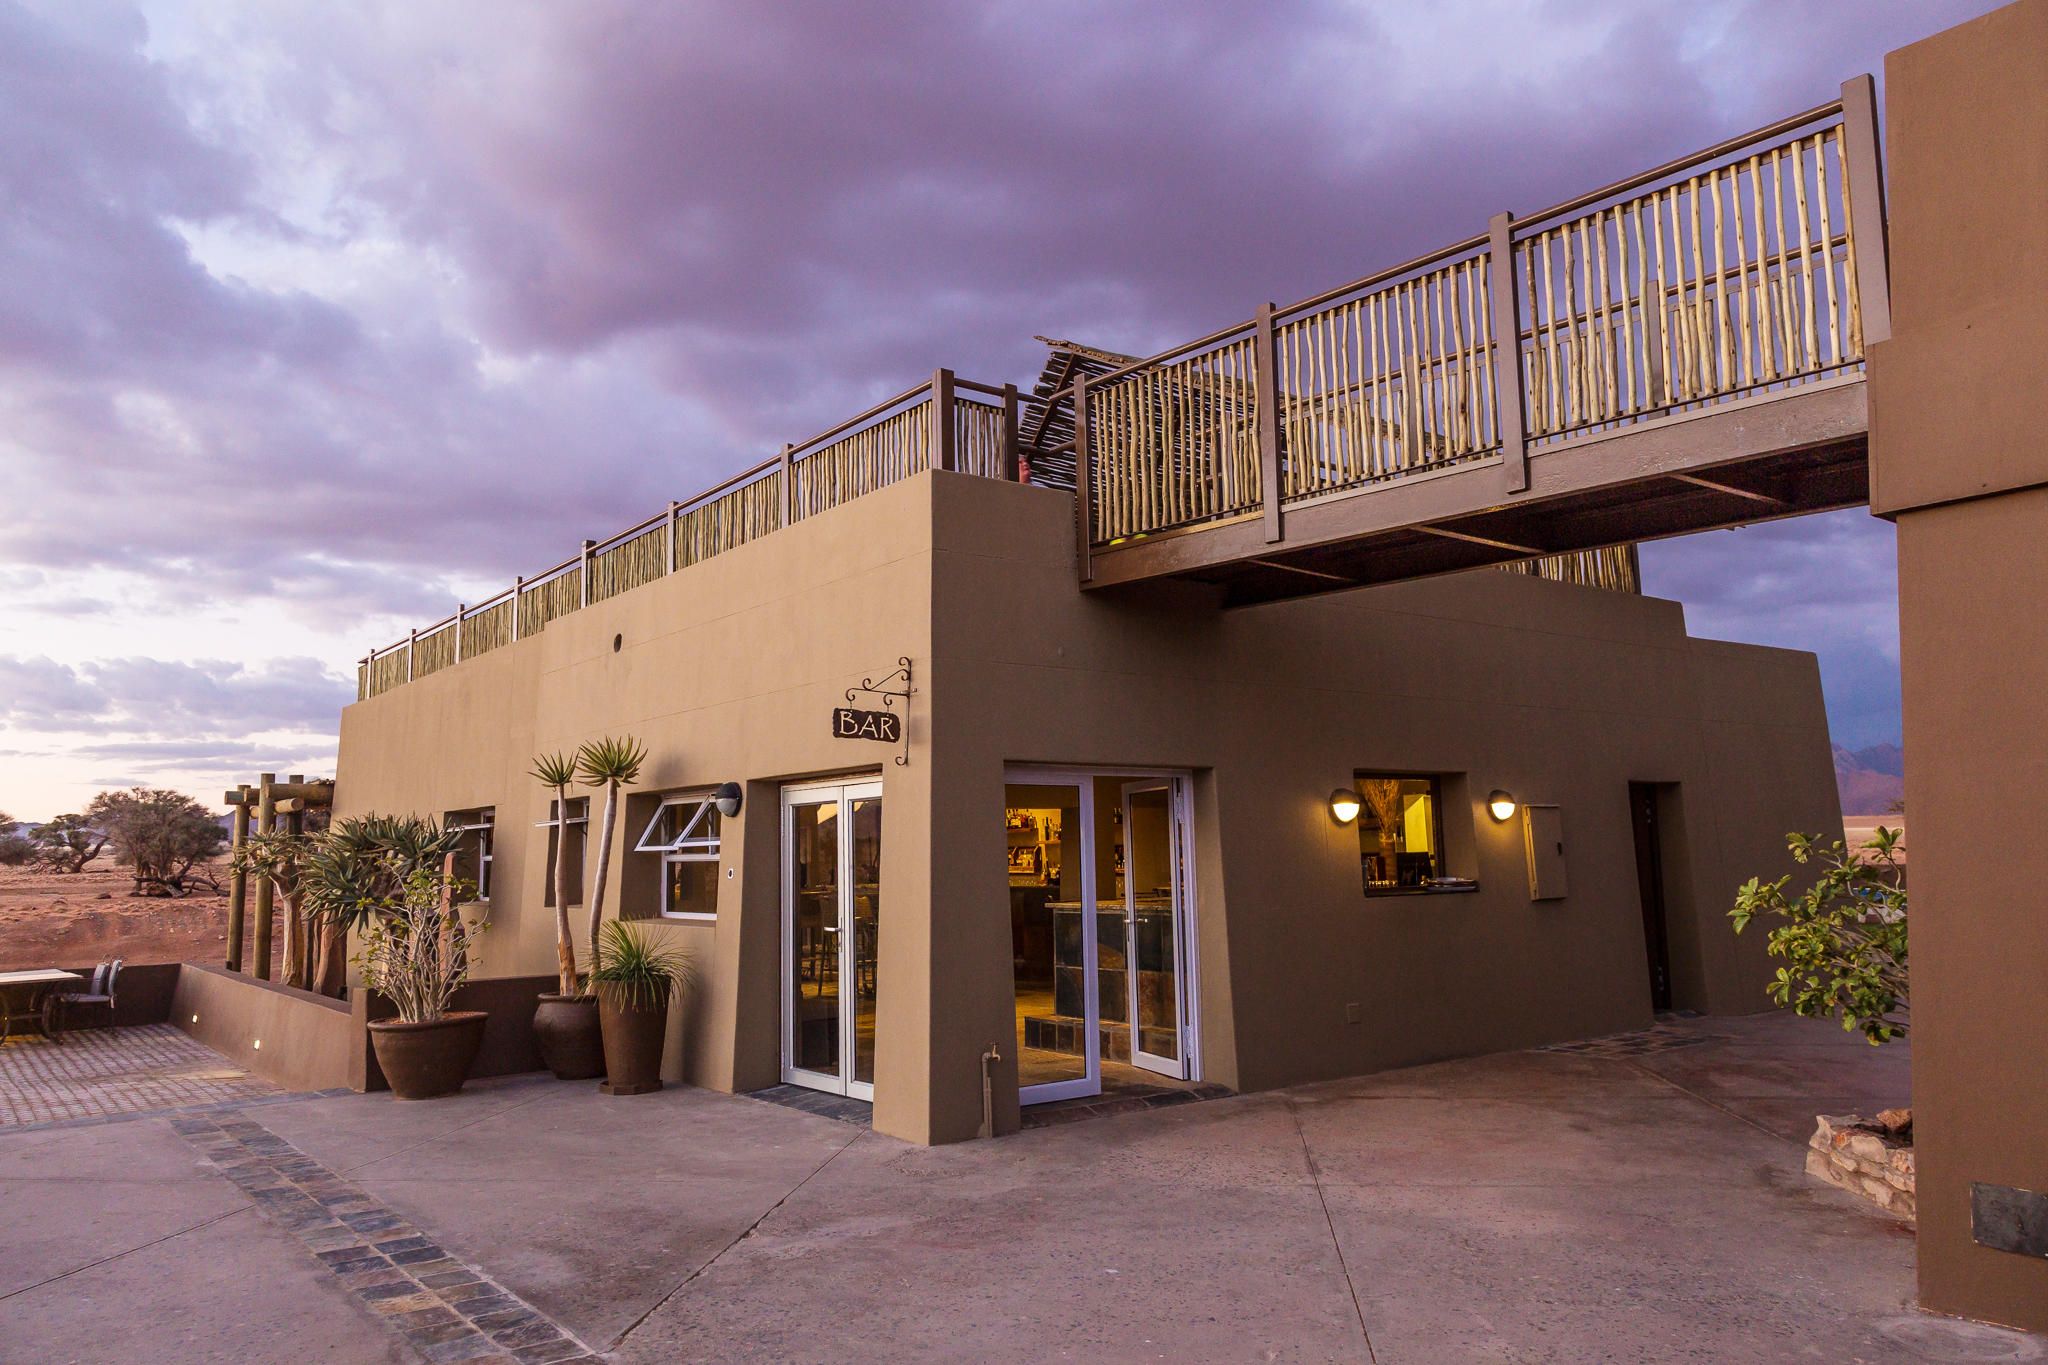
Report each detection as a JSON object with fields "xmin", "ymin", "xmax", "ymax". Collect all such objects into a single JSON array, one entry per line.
[
  {"xmin": 597, "ymin": 986, "xmax": 670, "ymax": 1096},
  {"xmin": 532, "ymin": 994, "xmax": 605, "ymax": 1080},
  {"xmin": 368, "ymin": 1011, "xmax": 487, "ymax": 1100}
]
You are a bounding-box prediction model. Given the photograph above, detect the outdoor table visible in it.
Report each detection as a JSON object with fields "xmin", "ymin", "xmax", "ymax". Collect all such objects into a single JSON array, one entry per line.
[{"xmin": 0, "ymin": 970, "xmax": 83, "ymax": 1044}]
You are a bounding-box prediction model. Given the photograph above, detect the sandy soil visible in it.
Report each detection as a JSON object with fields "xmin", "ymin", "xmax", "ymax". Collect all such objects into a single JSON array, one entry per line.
[{"xmin": 0, "ymin": 860, "xmax": 278, "ymax": 972}]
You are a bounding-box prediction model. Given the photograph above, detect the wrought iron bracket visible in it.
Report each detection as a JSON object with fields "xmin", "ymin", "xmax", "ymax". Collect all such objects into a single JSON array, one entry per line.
[{"xmin": 845, "ymin": 656, "xmax": 916, "ymax": 765}]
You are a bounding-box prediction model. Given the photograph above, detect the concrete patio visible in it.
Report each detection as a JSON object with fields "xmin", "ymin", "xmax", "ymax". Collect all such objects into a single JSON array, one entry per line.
[{"xmin": 2, "ymin": 1013, "xmax": 2040, "ymax": 1363}]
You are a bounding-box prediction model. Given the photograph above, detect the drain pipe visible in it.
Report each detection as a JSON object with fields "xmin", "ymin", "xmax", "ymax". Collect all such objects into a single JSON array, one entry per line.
[{"xmin": 979, "ymin": 1043, "xmax": 1002, "ymax": 1139}]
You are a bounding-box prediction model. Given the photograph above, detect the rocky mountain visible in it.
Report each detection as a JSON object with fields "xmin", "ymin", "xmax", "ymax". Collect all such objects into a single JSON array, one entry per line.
[{"xmin": 1834, "ymin": 742, "xmax": 1905, "ymax": 816}]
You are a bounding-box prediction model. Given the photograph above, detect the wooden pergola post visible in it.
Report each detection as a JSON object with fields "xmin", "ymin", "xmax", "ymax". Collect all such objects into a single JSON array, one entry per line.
[
  {"xmin": 251, "ymin": 773, "xmax": 277, "ymax": 980},
  {"xmin": 223, "ymin": 785, "xmax": 252, "ymax": 972}
]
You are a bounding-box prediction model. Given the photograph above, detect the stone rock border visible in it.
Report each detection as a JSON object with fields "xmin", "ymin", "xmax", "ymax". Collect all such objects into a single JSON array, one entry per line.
[{"xmin": 1808, "ymin": 1111, "xmax": 1915, "ymax": 1220}]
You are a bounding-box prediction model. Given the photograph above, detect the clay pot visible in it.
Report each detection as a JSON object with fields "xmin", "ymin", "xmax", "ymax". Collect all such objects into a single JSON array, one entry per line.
[
  {"xmin": 368, "ymin": 1011, "xmax": 487, "ymax": 1100},
  {"xmin": 596, "ymin": 986, "xmax": 670, "ymax": 1096},
  {"xmin": 532, "ymin": 994, "xmax": 605, "ymax": 1080}
]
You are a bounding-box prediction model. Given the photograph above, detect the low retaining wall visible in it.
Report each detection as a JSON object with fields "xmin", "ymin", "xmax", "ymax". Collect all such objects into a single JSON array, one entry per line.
[
  {"xmin": 173, "ymin": 963, "xmax": 362, "ymax": 1093},
  {"xmin": 1808, "ymin": 1112, "xmax": 1916, "ymax": 1220},
  {"xmin": 59, "ymin": 961, "xmax": 180, "ymax": 1027}
]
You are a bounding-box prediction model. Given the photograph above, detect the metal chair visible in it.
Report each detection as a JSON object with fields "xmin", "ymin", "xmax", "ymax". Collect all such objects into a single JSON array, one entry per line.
[{"xmin": 53, "ymin": 959, "xmax": 121, "ymax": 1034}]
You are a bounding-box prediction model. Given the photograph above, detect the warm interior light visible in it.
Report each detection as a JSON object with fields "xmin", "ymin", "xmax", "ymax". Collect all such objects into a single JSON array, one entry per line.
[
  {"xmin": 1488, "ymin": 790, "xmax": 1517, "ymax": 823},
  {"xmin": 1329, "ymin": 788, "xmax": 1363, "ymax": 825}
]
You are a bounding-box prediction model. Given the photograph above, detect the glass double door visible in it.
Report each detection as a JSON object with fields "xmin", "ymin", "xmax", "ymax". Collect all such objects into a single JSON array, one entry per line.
[
  {"xmin": 1005, "ymin": 769, "xmax": 1196, "ymax": 1105},
  {"xmin": 782, "ymin": 780, "xmax": 882, "ymax": 1099}
]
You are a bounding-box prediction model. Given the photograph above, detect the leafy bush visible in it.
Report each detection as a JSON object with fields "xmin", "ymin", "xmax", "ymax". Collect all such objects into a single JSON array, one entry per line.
[
  {"xmin": 0, "ymin": 812, "xmax": 32, "ymax": 867},
  {"xmin": 301, "ymin": 814, "xmax": 459, "ymax": 935},
  {"xmin": 86, "ymin": 788, "xmax": 224, "ymax": 895},
  {"xmin": 1731, "ymin": 827, "xmax": 1907, "ymax": 1044}
]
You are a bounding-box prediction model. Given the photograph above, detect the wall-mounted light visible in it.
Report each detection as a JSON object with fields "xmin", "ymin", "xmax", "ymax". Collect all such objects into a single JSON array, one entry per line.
[
  {"xmin": 1329, "ymin": 787, "xmax": 1362, "ymax": 825},
  {"xmin": 713, "ymin": 782, "xmax": 743, "ymax": 818},
  {"xmin": 1488, "ymin": 790, "xmax": 1518, "ymax": 823}
]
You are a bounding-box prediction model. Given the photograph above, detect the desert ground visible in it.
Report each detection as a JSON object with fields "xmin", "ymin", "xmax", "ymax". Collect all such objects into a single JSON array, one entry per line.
[{"xmin": 0, "ymin": 860, "xmax": 276, "ymax": 972}]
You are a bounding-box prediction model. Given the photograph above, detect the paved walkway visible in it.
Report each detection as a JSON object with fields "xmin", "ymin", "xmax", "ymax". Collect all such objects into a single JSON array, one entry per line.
[
  {"xmin": 0, "ymin": 1022, "xmax": 279, "ymax": 1129},
  {"xmin": 4, "ymin": 1013, "xmax": 2042, "ymax": 1363}
]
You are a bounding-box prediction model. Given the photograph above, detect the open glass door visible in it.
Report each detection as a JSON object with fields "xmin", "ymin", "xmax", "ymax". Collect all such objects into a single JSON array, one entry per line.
[
  {"xmin": 782, "ymin": 779, "xmax": 883, "ymax": 1100},
  {"xmin": 1006, "ymin": 776, "xmax": 1099, "ymax": 1105},
  {"xmin": 1122, "ymin": 779, "xmax": 1191, "ymax": 1079}
]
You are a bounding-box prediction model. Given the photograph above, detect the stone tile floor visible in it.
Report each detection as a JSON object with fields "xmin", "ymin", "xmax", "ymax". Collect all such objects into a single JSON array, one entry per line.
[{"xmin": 0, "ymin": 1021, "xmax": 280, "ymax": 1129}]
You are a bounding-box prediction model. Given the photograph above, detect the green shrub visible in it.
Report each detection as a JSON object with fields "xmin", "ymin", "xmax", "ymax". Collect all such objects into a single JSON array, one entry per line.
[{"xmin": 1731, "ymin": 827, "xmax": 1907, "ymax": 1044}]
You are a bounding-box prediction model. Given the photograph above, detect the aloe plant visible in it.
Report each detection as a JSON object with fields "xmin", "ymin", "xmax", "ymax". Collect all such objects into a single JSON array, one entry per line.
[
  {"xmin": 589, "ymin": 920, "xmax": 690, "ymax": 1012},
  {"xmin": 530, "ymin": 752, "xmax": 581, "ymax": 995},
  {"xmin": 576, "ymin": 735, "xmax": 647, "ymax": 994}
]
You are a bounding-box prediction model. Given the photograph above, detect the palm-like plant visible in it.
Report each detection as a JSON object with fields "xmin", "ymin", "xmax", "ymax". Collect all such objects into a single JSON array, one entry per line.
[
  {"xmin": 299, "ymin": 814, "xmax": 459, "ymax": 997},
  {"xmin": 576, "ymin": 735, "xmax": 647, "ymax": 989},
  {"xmin": 531, "ymin": 752, "xmax": 581, "ymax": 996}
]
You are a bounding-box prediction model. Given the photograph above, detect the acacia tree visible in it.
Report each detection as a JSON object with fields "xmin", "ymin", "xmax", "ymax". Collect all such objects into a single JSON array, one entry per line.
[
  {"xmin": 530, "ymin": 753, "xmax": 581, "ymax": 996},
  {"xmin": 0, "ymin": 812, "xmax": 32, "ymax": 867},
  {"xmin": 34, "ymin": 814, "xmax": 107, "ymax": 873},
  {"xmin": 87, "ymin": 789, "xmax": 225, "ymax": 896},
  {"xmin": 576, "ymin": 735, "xmax": 647, "ymax": 991},
  {"xmin": 1731, "ymin": 826, "xmax": 1908, "ymax": 1045}
]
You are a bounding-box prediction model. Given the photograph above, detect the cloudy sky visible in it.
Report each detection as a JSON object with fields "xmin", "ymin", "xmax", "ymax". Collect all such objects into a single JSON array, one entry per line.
[{"xmin": 0, "ymin": 0, "xmax": 1981, "ymax": 819}]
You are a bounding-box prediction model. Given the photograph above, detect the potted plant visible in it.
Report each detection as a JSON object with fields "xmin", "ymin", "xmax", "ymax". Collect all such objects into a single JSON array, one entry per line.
[
  {"xmin": 358, "ymin": 856, "xmax": 489, "ymax": 1099},
  {"xmin": 300, "ymin": 814, "xmax": 459, "ymax": 999},
  {"xmin": 589, "ymin": 920, "xmax": 688, "ymax": 1096},
  {"xmin": 529, "ymin": 751, "xmax": 604, "ymax": 1079}
]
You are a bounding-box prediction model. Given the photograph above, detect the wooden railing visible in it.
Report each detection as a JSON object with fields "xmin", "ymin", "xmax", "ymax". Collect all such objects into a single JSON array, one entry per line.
[
  {"xmin": 1499, "ymin": 544, "xmax": 1639, "ymax": 594},
  {"xmin": 1048, "ymin": 79, "xmax": 1888, "ymax": 567},
  {"xmin": 358, "ymin": 371, "xmax": 1019, "ymax": 700}
]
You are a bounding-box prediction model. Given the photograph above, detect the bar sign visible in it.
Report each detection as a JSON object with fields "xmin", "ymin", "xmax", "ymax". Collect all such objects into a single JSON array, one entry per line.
[{"xmin": 832, "ymin": 706, "xmax": 901, "ymax": 744}]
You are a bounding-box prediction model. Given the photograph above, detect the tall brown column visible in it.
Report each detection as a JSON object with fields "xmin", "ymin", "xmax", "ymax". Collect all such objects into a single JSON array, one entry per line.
[
  {"xmin": 251, "ymin": 773, "xmax": 277, "ymax": 980},
  {"xmin": 224, "ymin": 786, "xmax": 251, "ymax": 972},
  {"xmin": 1871, "ymin": 0, "xmax": 2048, "ymax": 1331}
]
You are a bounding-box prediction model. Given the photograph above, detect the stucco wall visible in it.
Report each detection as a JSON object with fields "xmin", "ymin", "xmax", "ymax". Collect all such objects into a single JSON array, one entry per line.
[{"xmin": 335, "ymin": 468, "xmax": 1836, "ymax": 1146}]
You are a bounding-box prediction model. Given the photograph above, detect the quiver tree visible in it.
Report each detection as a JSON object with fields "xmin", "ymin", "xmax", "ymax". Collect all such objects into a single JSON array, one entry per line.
[
  {"xmin": 88, "ymin": 788, "xmax": 225, "ymax": 897},
  {"xmin": 530, "ymin": 752, "xmax": 581, "ymax": 996},
  {"xmin": 233, "ymin": 830, "xmax": 311, "ymax": 988},
  {"xmin": 300, "ymin": 815, "xmax": 459, "ymax": 999},
  {"xmin": 577, "ymin": 736, "xmax": 647, "ymax": 991}
]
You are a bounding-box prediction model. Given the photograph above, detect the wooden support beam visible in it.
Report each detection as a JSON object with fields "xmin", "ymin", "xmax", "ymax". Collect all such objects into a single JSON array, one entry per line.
[
  {"xmin": 1839, "ymin": 74, "xmax": 1891, "ymax": 348},
  {"xmin": 1488, "ymin": 211, "xmax": 1529, "ymax": 494},
  {"xmin": 1246, "ymin": 557, "xmax": 1356, "ymax": 585},
  {"xmin": 780, "ymin": 443, "xmax": 795, "ymax": 527},
  {"xmin": 250, "ymin": 773, "xmax": 276, "ymax": 981},
  {"xmin": 1001, "ymin": 382, "xmax": 1020, "ymax": 482},
  {"xmin": 225, "ymin": 786, "xmax": 251, "ymax": 973},
  {"xmin": 1253, "ymin": 301, "xmax": 1284, "ymax": 544},
  {"xmin": 933, "ymin": 368, "xmax": 957, "ymax": 472},
  {"xmin": 1073, "ymin": 373, "xmax": 1094, "ymax": 582},
  {"xmin": 1416, "ymin": 525, "xmax": 1547, "ymax": 555},
  {"xmin": 1667, "ymin": 471, "xmax": 1787, "ymax": 505},
  {"xmin": 224, "ymin": 781, "xmax": 331, "ymax": 805}
]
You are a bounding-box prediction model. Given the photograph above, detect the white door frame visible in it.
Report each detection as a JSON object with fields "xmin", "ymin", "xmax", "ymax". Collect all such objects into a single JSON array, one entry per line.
[
  {"xmin": 1121, "ymin": 778, "xmax": 1193, "ymax": 1079},
  {"xmin": 780, "ymin": 777, "xmax": 884, "ymax": 1100},
  {"xmin": 1004, "ymin": 766, "xmax": 1201, "ymax": 1103}
]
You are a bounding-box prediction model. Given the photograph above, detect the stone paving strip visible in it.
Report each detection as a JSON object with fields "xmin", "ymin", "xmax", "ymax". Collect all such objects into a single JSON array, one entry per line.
[
  {"xmin": 0, "ymin": 1022, "xmax": 280, "ymax": 1128},
  {"xmin": 174, "ymin": 1111, "xmax": 600, "ymax": 1364}
]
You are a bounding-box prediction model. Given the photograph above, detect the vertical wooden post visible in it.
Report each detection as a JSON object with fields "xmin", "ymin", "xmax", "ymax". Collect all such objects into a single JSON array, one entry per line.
[
  {"xmin": 1488, "ymin": 211, "xmax": 1531, "ymax": 493},
  {"xmin": 1252, "ymin": 302, "xmax": 1284, "ymax": 544},
  {"xmin": 1839, "ymin": 74, "xmax": 1892, "ymax": 348},
  {"xmin": 579, "ymin": 540, "xmax": 595, "ymax": 607},
  {"xmin": 1073, "ymin": 373, "xmax": 1094, "ymax": 582},
  {"xmin": 225, "ymin": 787, "xmax": 250, "ymax": 973},
  {"xmin": 666, "ymin": 500, "xmax": 680, "ymax": 572},
  {"xmin": 933, "ymin": 368, "xmax": 957, "ymax": 473},
  {"xmin": 512, "ymin": 576, "xmax": 524, "ymax": 641},
  {"xmin": 1001, "ymin": 382, "xmax": 1020, "ymax": 482},
  {"xmin": 406, "ymin": 630, "xmax": 416, "ymax": 682},
  {"xmin": 454, "ymin": 605, "xmax": 465, "ymax": 663},
  {"xmin": 251, "ymin": 773, "xmax": 276, "ymax": 981},
  {"xmin": 284, "ymin": 776, "xmax": 306, "ymax": 988},
  {"xmin": 780, "ymin": 443, "xmax": 795, "ymax": 527}
]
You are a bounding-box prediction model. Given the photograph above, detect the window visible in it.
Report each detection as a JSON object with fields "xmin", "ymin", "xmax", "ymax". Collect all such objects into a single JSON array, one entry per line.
[
  {"xmin": 633, "ymin": 794, "xmax": 723, "ymax": 920},
  {"xmin": 536, "ymin": 797, "xmax": 588, "ymax": 907},
  {"xmin": 1354, "ymin": 774, "xmax": 1444, "ymax": 894},
  {"xmin": 445, "ymin": 807, "xmax": 495, "ymax": 901}
]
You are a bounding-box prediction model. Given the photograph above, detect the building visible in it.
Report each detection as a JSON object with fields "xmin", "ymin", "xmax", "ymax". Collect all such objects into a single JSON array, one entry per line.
[{"xmin": 334, "ymin": 382, "xmax": 1838, "ymax": 1144}]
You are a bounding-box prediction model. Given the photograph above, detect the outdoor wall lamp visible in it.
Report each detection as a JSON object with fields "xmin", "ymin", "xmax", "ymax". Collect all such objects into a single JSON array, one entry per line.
[
  {"xmin": 713, "ymin": 782, "xmax": 743, "ymax": 818},
  {"xmin": 1488, "ymin": 790, "xmax": 1518, "ymax": 823},
  {"xmin": 1329, "ymin": 788, "xmax": 1362, "ymax": 825}
]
